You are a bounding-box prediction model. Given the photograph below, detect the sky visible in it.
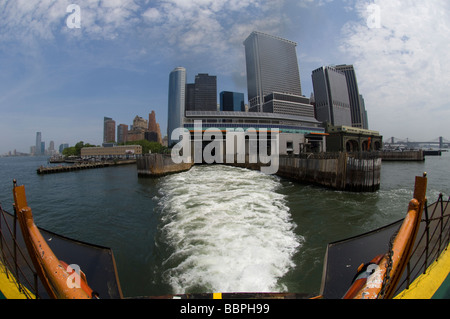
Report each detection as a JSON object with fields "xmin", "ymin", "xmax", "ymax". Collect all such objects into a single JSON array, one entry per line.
[{"xmin": 1, "ymin": 0, "xmax": 449, "ymax": 154}]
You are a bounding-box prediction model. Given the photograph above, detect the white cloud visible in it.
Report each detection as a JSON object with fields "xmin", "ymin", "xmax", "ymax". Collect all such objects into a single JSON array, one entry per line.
[
  {"xmin": 0, "ymin": 0, "xmax": 141, "ymax": 43},
  {"xmin": 1, "ymin": 0, "xmax": 287, "ymax": 71},
  {"xmin": 339, "ymin": 0, "xmax": 450, "ymax": 140},
  {"xmin": 297, "ymin": 0, "xmax": 335, "ymax": 8}
]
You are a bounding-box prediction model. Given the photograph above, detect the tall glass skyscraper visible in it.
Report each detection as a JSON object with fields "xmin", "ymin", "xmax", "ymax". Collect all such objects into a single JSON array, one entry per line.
[
  {"xmin": 167, "ymin": 67, "xmax": 186, "ymax": 146},
  {"xmin": 244, "ymin": 31, "xmax": 302, "ymax": 112},
  {"xmin": 311, "ymin": 66, "xmax": 352, "ymax": 127}
]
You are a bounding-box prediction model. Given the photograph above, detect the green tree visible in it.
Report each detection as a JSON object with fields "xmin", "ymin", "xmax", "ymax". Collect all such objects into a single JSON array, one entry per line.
[{"xmin": 62, "ymin": 141, "xmax": 97, "ymax": 156}]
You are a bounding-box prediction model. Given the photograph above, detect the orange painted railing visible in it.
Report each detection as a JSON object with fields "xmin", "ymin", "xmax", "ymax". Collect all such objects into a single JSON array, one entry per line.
[
  {"xmin": 13, "ymin": 181, "xmax": 96, "ymax": 299},
  {"xmin": 343, "ymin": 174, "xmax": 427, "ymax": 299}
]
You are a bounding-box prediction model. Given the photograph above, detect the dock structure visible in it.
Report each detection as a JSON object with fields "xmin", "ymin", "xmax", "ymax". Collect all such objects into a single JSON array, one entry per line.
[
  {"xmin": 137, "ymin": 152, "xmax": 382, "ymax": 192},
  {"xmin": 137, "ymin": 154, "xmax": 193, "ymax": 177},
  {"xmin": 380, "ymin": 150, "xmax": 425, "ymax": 161},
  {"xmin": 235, "ymin": 152, "xmax": 381, "ymax": 192},
  {"xmin": 37, "ymin": 160, "xmax": 136, "ymax": 174}
]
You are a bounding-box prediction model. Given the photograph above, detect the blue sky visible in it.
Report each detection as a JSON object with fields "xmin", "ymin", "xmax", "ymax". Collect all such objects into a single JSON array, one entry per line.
[{"xmin": 1, "ymin": 0, "xmax": 449, "ymax": 154}]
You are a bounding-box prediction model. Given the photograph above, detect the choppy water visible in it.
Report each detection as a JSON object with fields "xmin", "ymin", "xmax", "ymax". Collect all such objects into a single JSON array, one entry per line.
[
  {"xmin": 156, "ymin": 165, "xmax": 301, "ymax": 293},
  {"xmin": 0, "ymin": 152, "xmax": 449, "ymax": 297}
]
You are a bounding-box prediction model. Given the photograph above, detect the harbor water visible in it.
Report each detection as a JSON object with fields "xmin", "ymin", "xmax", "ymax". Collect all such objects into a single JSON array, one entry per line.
[{"xmin": 0, "ymin": 153, "xmax": 449, "ymax": 297}]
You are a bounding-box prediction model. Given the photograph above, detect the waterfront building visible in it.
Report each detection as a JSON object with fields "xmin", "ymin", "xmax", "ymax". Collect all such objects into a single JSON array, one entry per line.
[
  {"xmin": 244, "ymin": 31, "xmax": 302, "ymax": 112},
  {"xmin": 183, "ymin": 110, "xmax": 326, "ymax": 155},
  {"xmin": 334, "ymin": 65, "xmax": 367, "ymax": 129},
  {"xmin": 220, "ymin": 91, "xmax": 245, "ymax": 112},
  {"xmin": 80, "ymin": 145, "xmax": 142, "ymax": 158},
  {"xmin": 324, "ymin": 123, "xmax": 382, "ymax": 152},
  {"xmin": 168, "ymin": 67, "xmax": 187, "ymax": 146},
  {"xmin": 103, "ymin": 117, "xmax": 116, "ymax": 143},
  {"xmin": 35, "ymin": 132, "xmax": 42, "ymax": 155},
  {"xmin": 311, "ymin": 66, "xmax": 352, "ymax": 127}
]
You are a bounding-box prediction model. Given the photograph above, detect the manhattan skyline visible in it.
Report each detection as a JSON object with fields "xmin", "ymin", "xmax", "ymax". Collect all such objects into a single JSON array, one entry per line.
[{"xmin": 1, "ymin": 1, "xmax": 450, "ymax": 154}]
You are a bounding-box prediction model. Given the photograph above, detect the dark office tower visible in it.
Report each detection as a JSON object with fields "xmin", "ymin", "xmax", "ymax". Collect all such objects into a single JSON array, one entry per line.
[
  {"xmin": 35, "ymin": 132, "xmax": 42, "ymax": 155},
  {"xmin": 335, "ymin": 64, "xmax": 365, "ymax": 128},
  {"xmin": 194, "ymin": 73, "xmax": 217, "ymax": 111},
  {"xmin": 103, "ymin": 117, "xmax": 116, "ymax": 143},
  {"xmin": 244, "ymin": 31, "xmax": 302, "ymax": 112},
  {"xmin": 117, "ymin": 124, "xmax": 128, "ymax": 144},
  {"xmin": 185, "ymin": 83, "xmax": 195, "ymax": 111},
  {"xmin": 220, "ymin": 91, "xmax": 245, "ymax": 112},
  {"xmin": 311, "ymin": 66, "xmax": 352, "ymax": 126}
]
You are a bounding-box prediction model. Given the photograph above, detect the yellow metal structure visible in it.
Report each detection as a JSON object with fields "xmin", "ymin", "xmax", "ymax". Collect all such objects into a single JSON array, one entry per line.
[
  {"xmin": 0, "ymin": 260, "xmax": 35, "ymax": 299},
  {"xmin": 395, "ymin": 243, "xmax": 450, "ymax": 299}
]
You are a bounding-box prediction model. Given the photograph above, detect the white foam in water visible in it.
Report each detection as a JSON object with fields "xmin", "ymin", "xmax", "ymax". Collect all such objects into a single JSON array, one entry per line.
[{"xmin": 157, "ymin": 165, "xmax": 302, "ymax": 294}]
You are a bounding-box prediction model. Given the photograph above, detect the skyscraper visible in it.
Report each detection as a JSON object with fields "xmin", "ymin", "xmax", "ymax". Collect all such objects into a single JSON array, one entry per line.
[
  {"xmin": 244, "ymin": 31, "xmax": 302, "ymax": 112},
  {"xmin": 311, "ymin": 66, "xmax": 352, "ymax": 126},
  {"xmin": 103, "ymin": 117, "xmax": 116, "ymax": 143},
  {"xmin": 185, "ymin": 83, "xmax": 195, "ymax": 111},
  {"xmin": 194, "ymin": 73, "xmax": 217, "ymax": 111},
  {"xmin": 35, "ymin": 132, "xmax": 42, "ymax": 155},
  {"xmin": 359, "ymin": 94, "xmax": 369, "ymax": 129},
  {"xmin": 335, "ymin": 64, "xmax": 367, "ymax": 129},
  {"xmin": 167, "ymin": 67, "xmax": 186, "ymax": 146},
  {"xmin": 148, "ymin": 111, "xmax": 162, "ymax": 144},
  {"xmin": 117, "ymin": 124, "xmax": 128, "ymax": 144}
]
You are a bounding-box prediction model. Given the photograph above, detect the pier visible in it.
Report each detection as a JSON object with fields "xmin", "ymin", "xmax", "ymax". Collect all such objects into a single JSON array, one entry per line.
[
  {"xmin": 36, "ymin": 160, "xmax": 136, "ymax": 174},
  {"xmin": 137, "ymin": 152, "xmax": 382, "ymax": 192},
  {"xmin": 231, "ymin": 152, "xmax": 381, "ymax": 192},
  {"xmin": 380, "ymin": 150, "xmax": 425, "ymax": 161},
  {"xmin": 137, "ymin": 154, "xmax": 193, "ymax": 177}
]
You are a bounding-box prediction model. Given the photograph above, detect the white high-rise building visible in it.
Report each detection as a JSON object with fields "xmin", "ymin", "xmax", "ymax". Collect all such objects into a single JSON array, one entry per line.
[{"xmin": 167, "ymin": 67, "xmax": 186, "ymax": 146}]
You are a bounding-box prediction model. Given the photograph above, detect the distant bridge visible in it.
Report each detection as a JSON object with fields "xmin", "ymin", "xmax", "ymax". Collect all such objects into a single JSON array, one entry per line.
[{"xmin": 384, "ymin": 136, "xmax": 450, "ymax": 149}]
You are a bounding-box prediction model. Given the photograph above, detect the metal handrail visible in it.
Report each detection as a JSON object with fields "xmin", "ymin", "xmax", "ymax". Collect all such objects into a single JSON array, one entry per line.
[
  {"xmin": 394, "ymin": 194, "xmax": 450, "ymax": 294},
  {"xmin": 0, "ymin": 204, "xmax": 39, "ymax": 299}
]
